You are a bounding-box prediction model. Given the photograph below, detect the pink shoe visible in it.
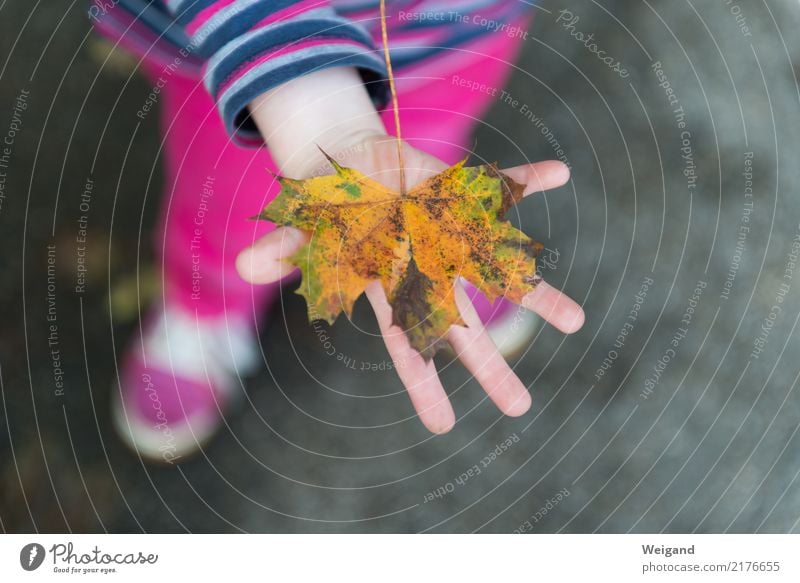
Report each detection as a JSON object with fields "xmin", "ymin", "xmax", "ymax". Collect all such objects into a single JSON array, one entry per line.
[
  {"xmin": 463, "ymin": 282, "xmax": 541, "ymax": 359},
  {"xmin": 111, "ymin": 306, "xmax": 260, "ymax": 462}
]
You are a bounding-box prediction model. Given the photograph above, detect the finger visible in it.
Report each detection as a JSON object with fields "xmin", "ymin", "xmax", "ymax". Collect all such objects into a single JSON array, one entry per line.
[
  {"xmin": 364, "ymin": 282, "xmax": 456, "ymax": 434},
  {"xmin": 501, "ymin": 160, "xmax": 571, "ymax": 196},
  {"xmin": 520, "ymin": 280, "xmax": 585, "ymax": 334},
  {"xmin": 448, "ymin": 282, "xmax": 531, "ymax": 417},
  {"xmin": 235, "ymin": 226, "xmax": 308, "ymax": 284}
]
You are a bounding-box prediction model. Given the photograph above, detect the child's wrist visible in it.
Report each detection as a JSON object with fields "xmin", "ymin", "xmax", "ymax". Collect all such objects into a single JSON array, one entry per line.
[{"xmin": 248, "ymin": 67, "xmax": 388, "ymax": 179}]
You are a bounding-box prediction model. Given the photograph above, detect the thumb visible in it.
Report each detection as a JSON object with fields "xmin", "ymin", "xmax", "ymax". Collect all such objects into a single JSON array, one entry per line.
[{"xmin": 236, "ymin": 226, "xmax": 309, "ymax": 284}]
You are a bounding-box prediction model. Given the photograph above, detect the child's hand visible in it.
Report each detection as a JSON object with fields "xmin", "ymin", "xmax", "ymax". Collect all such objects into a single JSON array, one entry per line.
[
  {"xmin": 239, "ymin": 68, "xmax": 583, "ymax": 432},
  {"xmin": 236, "ymin": 133, "xmax": 584, "ymax": 433}
]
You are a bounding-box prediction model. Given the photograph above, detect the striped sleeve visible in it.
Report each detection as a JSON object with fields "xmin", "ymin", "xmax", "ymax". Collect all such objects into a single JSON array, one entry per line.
[
  {"xmin": 95, "ymin": 0, "xmax": 389, "ymax": 146},
  {"xmin": 171, "ymin": 0, "xmax": 388, "ymax": 145}
]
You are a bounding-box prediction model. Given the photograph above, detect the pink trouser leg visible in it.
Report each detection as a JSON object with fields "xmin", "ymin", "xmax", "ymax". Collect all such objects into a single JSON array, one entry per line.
[
  {"xmin": 154, "ymin": 18, "xmax": 528, "ymax": 326},
  {"xmin": 155, "ymin": 73, "xmax": 280, "ymax": 324},
  {"xmin": 385, "ymin": 24, "xmax": 526, "ymax": 164}
]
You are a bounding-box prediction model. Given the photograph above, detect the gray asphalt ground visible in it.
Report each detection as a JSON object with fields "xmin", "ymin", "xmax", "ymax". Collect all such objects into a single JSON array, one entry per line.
[{"xmin": 1, "ymin": 0, "xmax": 799, "ymax": 532}]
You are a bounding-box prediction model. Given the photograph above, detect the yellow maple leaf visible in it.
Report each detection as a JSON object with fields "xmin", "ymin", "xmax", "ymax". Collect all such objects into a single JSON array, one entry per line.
[{"xmin": 258, "ymin": 153, "xmax": 543, "ymax": 359}]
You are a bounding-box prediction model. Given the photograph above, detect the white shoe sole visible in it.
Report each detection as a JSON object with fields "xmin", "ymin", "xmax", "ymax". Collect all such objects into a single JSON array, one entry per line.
[
  {"xmin": 486, "ymin": 306, "xmax": 542, "ymax": 360},
  {"xmin": 110, "ymin": 384, "xmax": 221, "ymax": 464},
  {"xmin": 441, "ymin": 306, "xmax": 541, "ymax": 361}
]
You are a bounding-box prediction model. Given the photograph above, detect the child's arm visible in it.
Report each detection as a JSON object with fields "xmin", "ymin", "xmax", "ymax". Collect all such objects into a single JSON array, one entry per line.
[
  {"xmin": 240, "ymin": 66, "xmax": 583, "ymax": 433},
  {"xmin": 247, "ymin": 66, "xmax": 386, "ymax": 179}
]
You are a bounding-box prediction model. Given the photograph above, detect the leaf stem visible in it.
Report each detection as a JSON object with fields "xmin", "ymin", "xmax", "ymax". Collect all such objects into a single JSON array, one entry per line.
[{"xmin": 379, "ymin": 0, "xmax": 406, "ymax": 195}]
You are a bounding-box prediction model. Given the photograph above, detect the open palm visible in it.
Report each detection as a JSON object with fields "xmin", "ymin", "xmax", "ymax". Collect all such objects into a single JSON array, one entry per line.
[{"xmin": 236, "ymin": 134, "xmax": 584, "ymax": 433}]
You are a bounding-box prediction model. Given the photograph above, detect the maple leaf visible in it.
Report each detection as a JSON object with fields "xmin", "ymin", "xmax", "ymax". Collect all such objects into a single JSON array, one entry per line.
[{"xmin": 258, "ymin": 154, "xmax": 543, "ymax": 359}]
